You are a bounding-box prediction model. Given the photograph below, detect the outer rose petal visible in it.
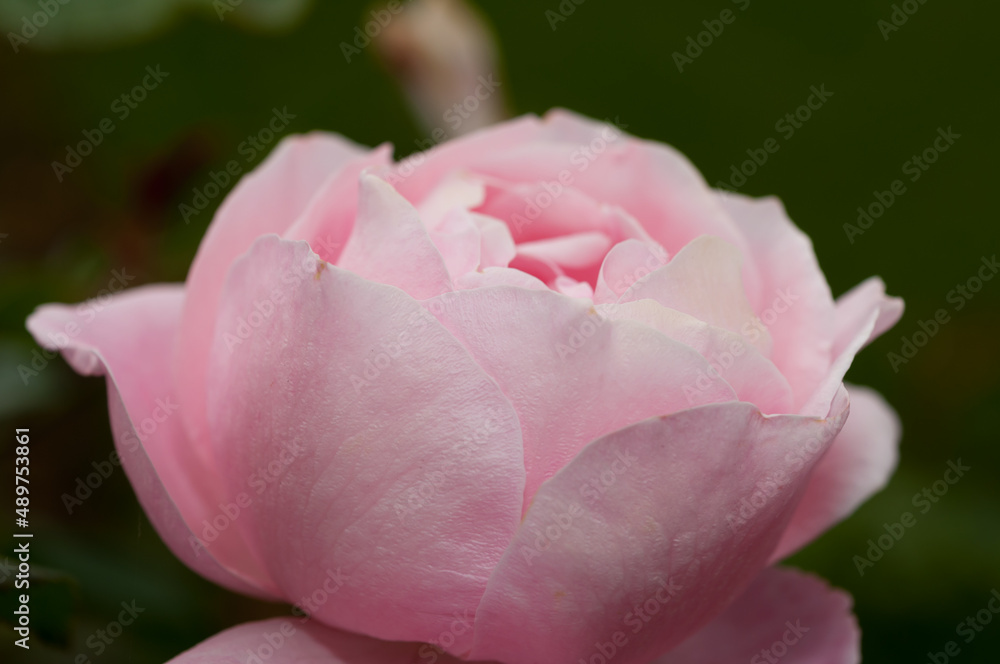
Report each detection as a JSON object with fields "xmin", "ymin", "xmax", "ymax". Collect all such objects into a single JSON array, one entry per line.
[
  {"xmin": 831, "ymin": 277, "xmax": 905, "ymax": 358},
  {"xmin": 469, "ymin": 395, "xmax": 849, "ymax": 664},
  {"xmin": 653, "ymin": 567, "xmax": 860, "ymax": 664},
  {"xmin": 207, "ymin": 236, "xmax": 525, "ymax": 649},
  {"xmin": 772, "ymin": 385, "xmax": 902, "ymax": 561},
  {"xmin": 716, "ymin": 193, "xmax": 836, "ymax": 411},
  {"xmin": 26, "ymin": 286, "xmax": 278, "ymax": 599},
  {"xmin": 424, "ymin": 286, "xmax": 737, "ymax": 507},
  {"xmin": 799, "ymin": 279, "xmax": 903, "ymax": 417},
  {"xmin": 176, "ymin": 133, "xmax": 368, "ymax": 465},
  {"xmin": 165, "ymin": 618, "xmax": 464, "ymax": 664}
]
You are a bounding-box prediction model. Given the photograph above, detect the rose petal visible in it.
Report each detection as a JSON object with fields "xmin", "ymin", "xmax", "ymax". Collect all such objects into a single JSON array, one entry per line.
[
  {"xmin": 283, "ymin": 145, "xmax": 395, "ymax": 263},
  {"xmin": 416, "ymin": 172, "xmax": 487, "ymax": 230},
  {"xmin": 537, "ymin": 107, "xmax": 625, "ymax": 144},
  {"xmin": 593, "ymin": 239, "xmax": 669, "ymax": 304},
  {"xmin": 476, "ymin": 178, "xmax": 623, "ymax": 244},
  {"xmin": 799, "ymin": 280, "xmax": 903, "ymax": 417},
  {"xmin": 176, "ymin": 133, "xmax": 368, "ymax": 463},
  {"xmin": 428, "ymin": 208, "xmax": 483, "ymax": 279},
  {"xmin": 507, "ymin": 252, "xmax": 564, "ymax": 286},
  {"xmin": 517, "ymin": 231, "xmax": 613, "ymax": 270},
  {"xmin": 717, "ymin": 193, "xmax": 836, "ymax": 410},
  {"xmin": 207, "ymin": 236, "xmax": 525, "ymax": 648},
  {"xmin": 619, "ymin": 236, "xmax": 772, "ymax": 356},
  {"xmin": 772, "ymin": 384, "xmax": 901, "ymax": 560},
  {"xmin": 554, "ymin": 276, "xmax": 596, "ymax": 300},
  {"xmin": 26, "ymin": 286, "xmax": 278, "ymax": 598},
  {"xmin": 165, "ymin": 618, "xmax": 458, "ymax": 664},
  {"xmin": 516, "ymin": 231, "xmax": 613, "ymax": 284},
  {"xmin": 471, "ymin": 213, "xmax": 517, "ymax": 269},
  {"xmin": 476, "ymin": 110, "xmax": 757, "ymax": 277},
  {"xmin": 425, "ymin": 286, "xmax": 738, "ymax": 510},
  {"xmin": 391, "ymin": 114, "xmax": 544, "ymax": 203},
  {"xmin": 599, "ymin": 300, "xmax": 793, "ymax": 414},
  {"xmin": 454, "ymin": 267, "xmax": 549, "ymax": 291},
  {"xmin": 831, "ymin": 277, "xmax": 905, "ymax": 358},
  {"xmin": 337, "ymin": 173, "xmax": 453, "ymax": 298},
  {"xmin": 469, "ymin": 395, "xmax": 849, "ymax": 664},
  {"xmin": 654, "ymin": 567, "xmax": 860, "ymax": 664}
]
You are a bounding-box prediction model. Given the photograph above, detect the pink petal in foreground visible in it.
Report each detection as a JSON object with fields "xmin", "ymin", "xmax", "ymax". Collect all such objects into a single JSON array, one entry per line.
[
  {"xmin": 799, "ymin": 279, "xmax": 903, "ymax": 417},
  {"xmin": 470, "ymin": 396, "xmax": 849, "ymax": 664},
  {"xmin": 654, "ymin": 567, "xmax": 860, "ymax": 664},
  {"xmin": 772, "ymin": 384, "xmax": 902, "ymax": 561},
  {"xmin": 26, "ymin": 286, "xmax": 278, "ymax": 599},
  {"xmin": 207, "ymin": 236, "xmax": 525, "ymax": 649},
  {"xmin": 832, "ymin": 276, "xmax": 905, "ymax": 358},
  {"xmin": 175, "ymin": 133, "xmax": 367, "ymax": 468},
  {"xmin": 425, "ymin": 286, "xmax": 736, "ymax": 509},
  {"xmin": 716, "ymin": 193, "xmax": 836, "ymax": 411},
  {"xmin": 165, "ymin": 618, "xmax": 464, "ymax": 664}
]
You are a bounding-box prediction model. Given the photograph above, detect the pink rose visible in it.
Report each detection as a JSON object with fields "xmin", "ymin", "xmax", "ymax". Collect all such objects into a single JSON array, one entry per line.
[{"xmin": 28, "ymin": 110, "xmax": 902, "ymax": 664}]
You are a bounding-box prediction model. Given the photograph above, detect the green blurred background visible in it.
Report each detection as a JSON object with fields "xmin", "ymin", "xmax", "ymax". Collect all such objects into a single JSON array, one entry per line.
[{"xmin": 1, "ymin": 0, "xmax": 997, "ymax": 661}]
